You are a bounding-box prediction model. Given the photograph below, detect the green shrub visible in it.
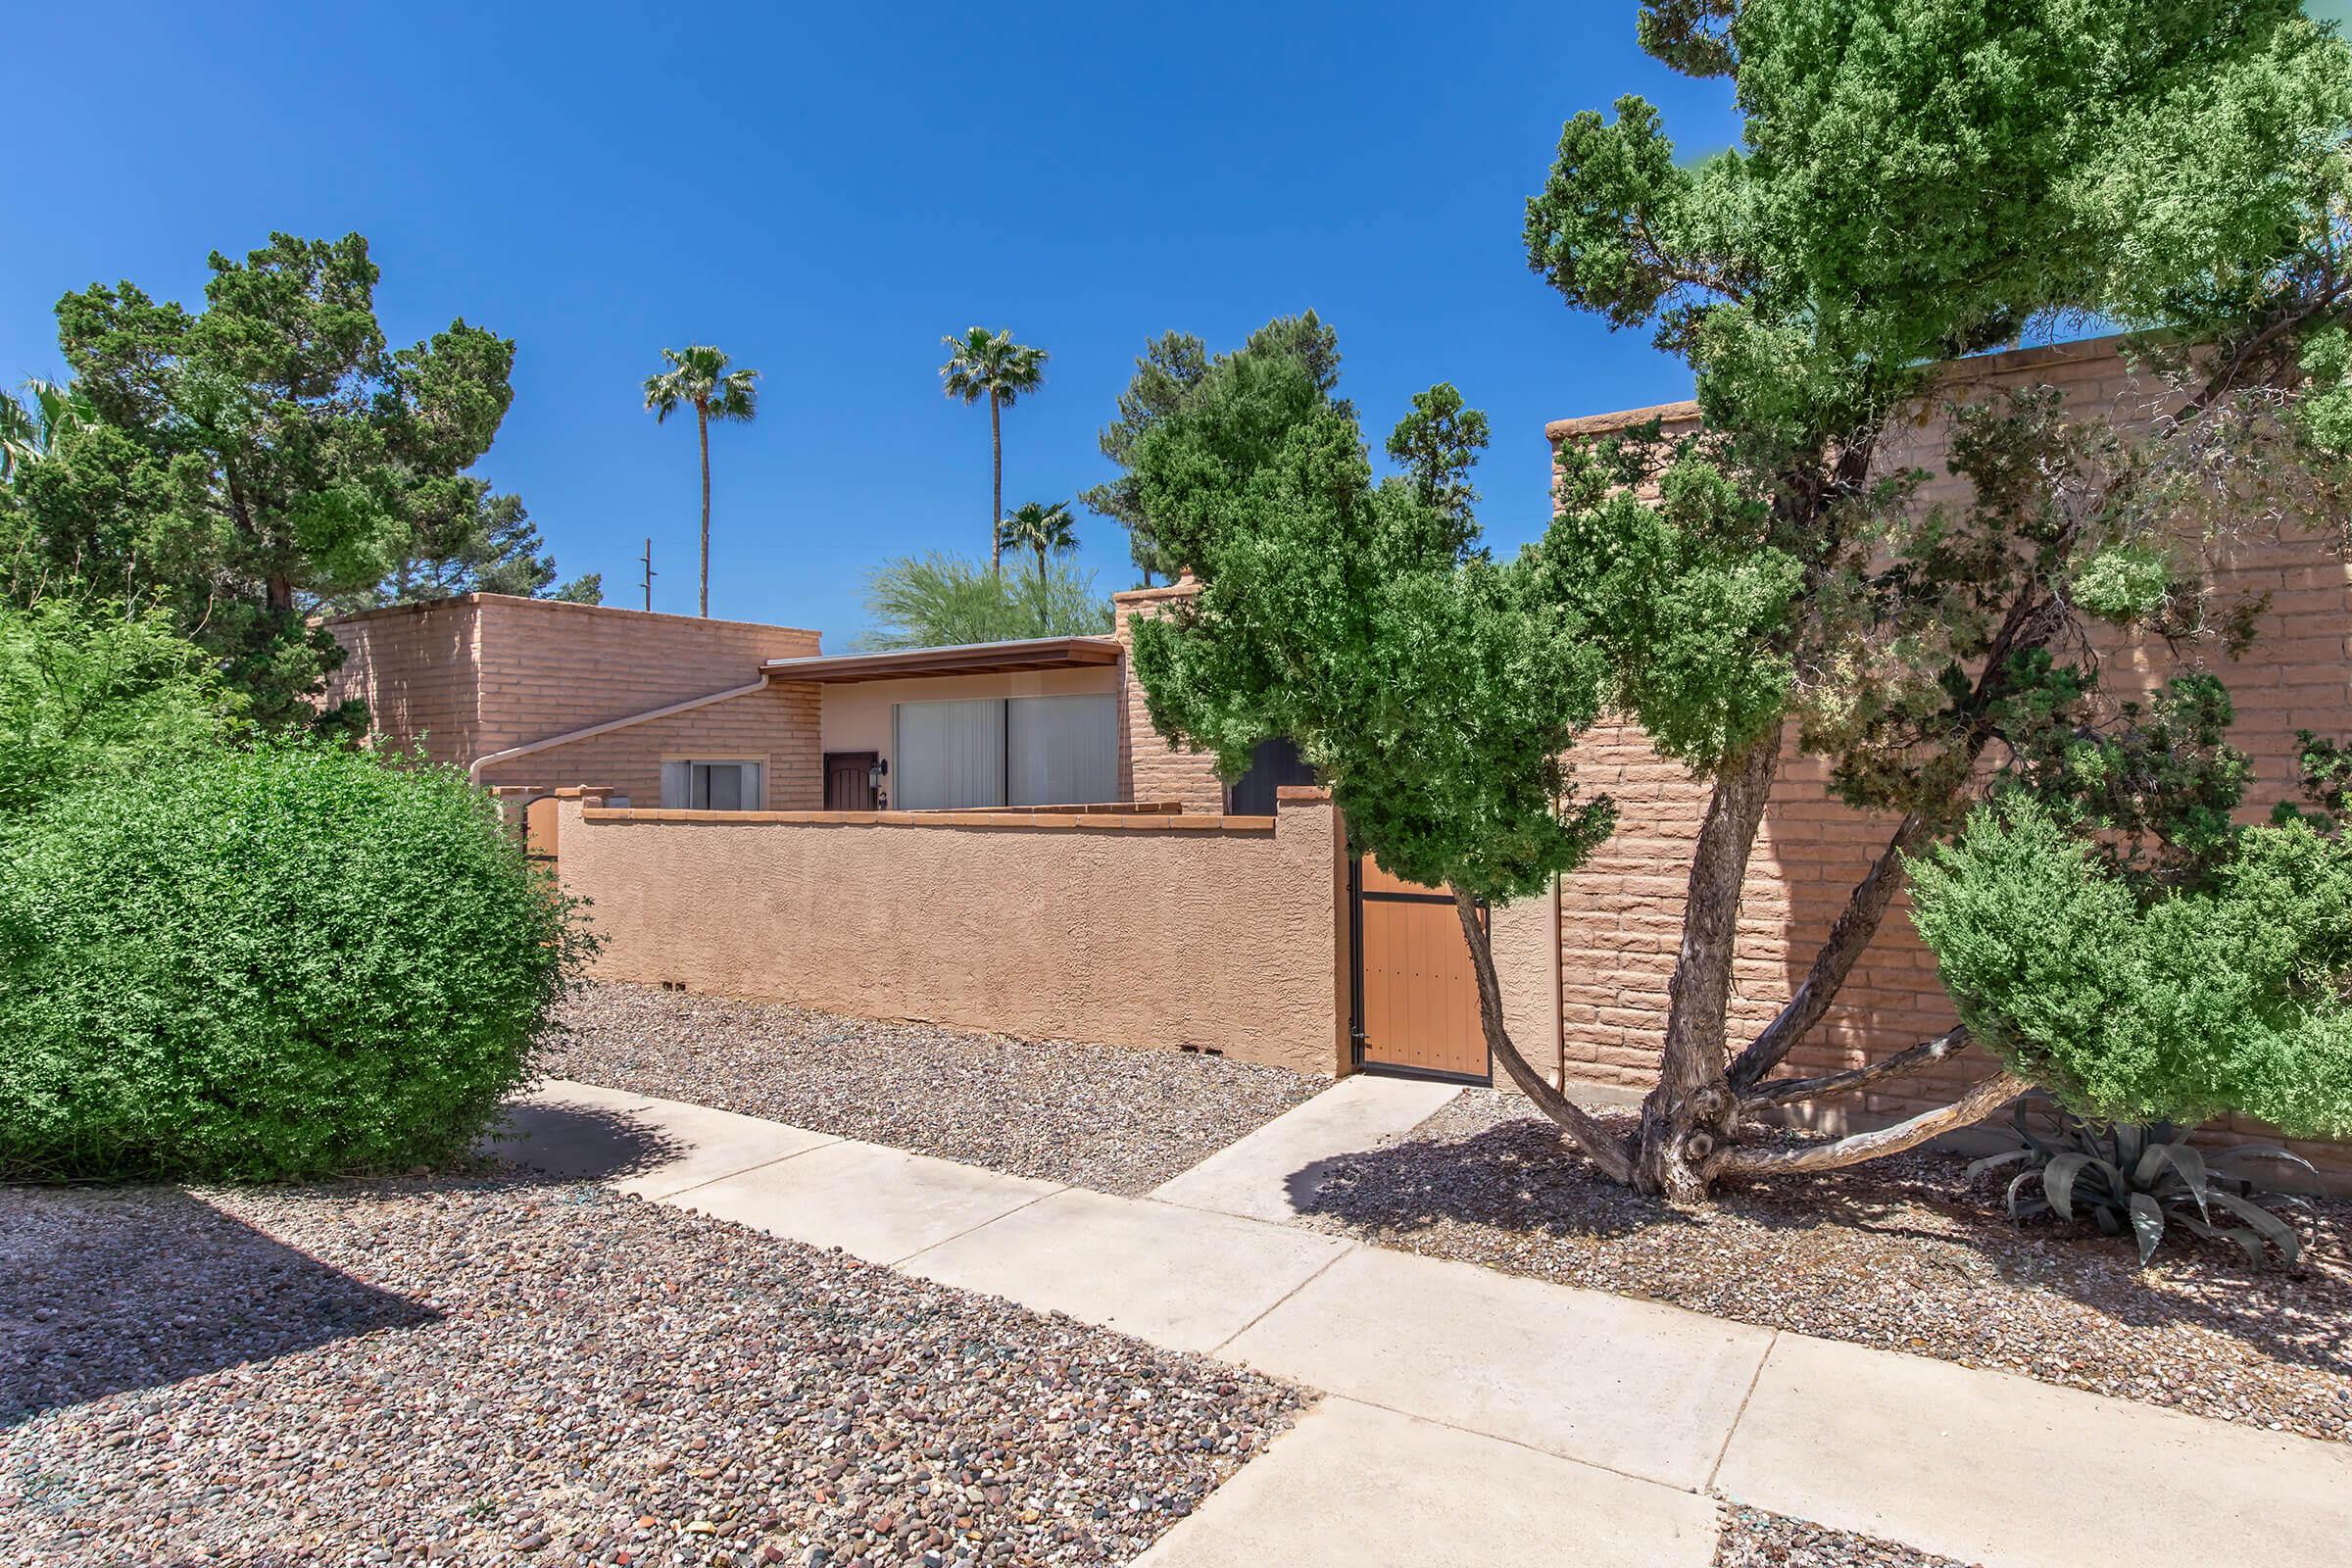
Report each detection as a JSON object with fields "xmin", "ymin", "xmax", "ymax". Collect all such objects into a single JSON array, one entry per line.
[
  {"xmin": 1908, "ymin": 796, "xmax": 2352, "ymax": 1140},
  {"xmin": 0, "ymin": 742, "xmax": 591, "ymax": 1180}
]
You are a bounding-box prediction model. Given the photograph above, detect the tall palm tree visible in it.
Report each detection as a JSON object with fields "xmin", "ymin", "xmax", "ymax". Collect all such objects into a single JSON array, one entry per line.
[
  {"xmin": 939, "ymin": 327, "xmax": 1048, "ymax": 573},
  {"xmin": 643, "ymin": 345, "xmax": 760, "ymax": 616},
  {"xmin": 998, "ymin": 500, "xmax": 1078, "ymax": 590}
]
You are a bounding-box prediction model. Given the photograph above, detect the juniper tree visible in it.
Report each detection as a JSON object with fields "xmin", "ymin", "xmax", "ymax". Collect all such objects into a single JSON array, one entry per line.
[
  {"xmin": 1515, "ymin": 0, "xmax": 2352, "ymax": 1194},
  {"xmin": 1134, "ymin": 3, "xmax": 2352, "ymax": 1200}
]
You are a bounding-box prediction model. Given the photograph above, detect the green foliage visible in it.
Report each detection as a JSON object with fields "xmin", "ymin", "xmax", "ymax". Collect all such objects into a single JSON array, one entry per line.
[
  {"xmin": 0, "ymin": 742, "xmax": 590, "ymax": 1180},
  {"xmin": 997, "ymin": 500, "xmax": 1079, "ymax": 585},
  {"xmin": 857, "ymin": 551, "xmax": 1111, "ymax": 651},
  {"xmin": 0, "ymin": 599, "xmax": 238, "ymax": 823},
  {"xmin": 940, "ymin": 326, "xmax": 1050, "ymax": 570},
  {"xmin": 2069, "ymin": 543, "xmax": 2177, "ymax": 621},
  {"xmin": 1084, "ymin": 316, "xmax": 1341, "ymax": 583},
  {"xmin": 1125, "ymin": 318, "xmax": 1613, "ymax": 904},
  {"xmin": 11, "ymin": 232, "xmax": 529, "ymax": 729},
  {"xmin": 1385, "ymin": 382, "xmax": 1491, "ymax": 533},
  {"xmin": 1969, "ymin": 1101, "xmax": 2317, "ymax": 1268},
  {"xmin": 1909, "ymin": 795, "xmax": 2352, "ymax": 1141}
]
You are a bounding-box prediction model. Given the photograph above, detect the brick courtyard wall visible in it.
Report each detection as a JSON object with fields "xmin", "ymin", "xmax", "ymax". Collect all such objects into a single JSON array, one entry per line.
[
  {"xmin": 1548, "ymin": 336, "xmax": 2352, "ymax": 1180},
  {"xmin": 555, "ymin": 788, "xmax": 1348, "ymax": 1075},
  {"xmin": 1112, "ymin": 583, "xmax": 1228, "ymax": 811}
]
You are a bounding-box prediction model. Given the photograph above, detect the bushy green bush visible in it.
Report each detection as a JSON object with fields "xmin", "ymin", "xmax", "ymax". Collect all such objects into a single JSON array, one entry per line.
[
  {"xmin": 0, "ymin": 598, "xmax": 237, "ymax": 825},
  {"xmin": 1909, "ymin": 796, "xmax": 2352, "ymax": 1140},
  {"xmin": 0, "ymin": 742, "xmax": 590, "ymax": 1179}
]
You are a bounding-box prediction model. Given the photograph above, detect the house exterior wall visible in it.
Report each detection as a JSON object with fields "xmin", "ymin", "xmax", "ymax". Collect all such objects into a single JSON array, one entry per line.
[
  {"xmin": 818, "ymin": 666, "xmax": 1124, "ymax": 802},
  {"xmin": 1112, "ymin": 584, "xmax": 1230, "ymax": 811},
  {"xmin": 320, "ymin": 594, "xmax": 822, "ymax": 767},
  {"xmin": 1548, "ymin": 335, "xmax": 2352, "ymax": 1178},
  {"xmin": 554, "ymin": 789, "xmax": 1347, "ymax": 1075},
  {"xmin": 476, "ymin": 681, "xmax": 824, "ymax": 809}
]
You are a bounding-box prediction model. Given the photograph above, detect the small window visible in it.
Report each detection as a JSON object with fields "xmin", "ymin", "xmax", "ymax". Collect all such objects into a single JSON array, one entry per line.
[{"xmin": 662, "ymin": 759, "xmax": 764, "ymax": 810}]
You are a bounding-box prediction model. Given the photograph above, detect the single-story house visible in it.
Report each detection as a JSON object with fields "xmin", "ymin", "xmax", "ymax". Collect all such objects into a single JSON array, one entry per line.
[{"xmin": 322, "ymin": 584, "xmax": 1318, "ymax": 827}]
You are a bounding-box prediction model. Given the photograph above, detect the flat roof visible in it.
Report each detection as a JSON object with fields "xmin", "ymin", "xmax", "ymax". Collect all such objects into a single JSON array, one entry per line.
[{"xmin": 762, "ymin": 635, "xmax": 1123, "ymax": 684}]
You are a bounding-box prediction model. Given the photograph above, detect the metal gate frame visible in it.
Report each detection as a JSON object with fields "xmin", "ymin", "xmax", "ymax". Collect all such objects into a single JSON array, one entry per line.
[{"xmin": 1348, "ymin": 855, "xmax": 1494, "ymax": 1087}]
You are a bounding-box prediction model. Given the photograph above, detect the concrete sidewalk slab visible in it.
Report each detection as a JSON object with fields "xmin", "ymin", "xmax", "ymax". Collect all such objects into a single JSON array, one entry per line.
[
  {"xmin": 1149, "ymin": 1074, "xmax": 1462, "ymax": 1224},
  {"xmin": 1220, "ymin": 1245, "xmax": 1774, "ymax": 1491},
  {"xmin": 674, "ymin": 1139, "xmax": 1062, "ymax": 1264},
  {"xmin": 1131, "ymin": 1397, "xmax": 1717, "ymax": 1568},
  {"xmin": 1716, "ymin": 1333, "xmax": 2352, "ymax": 1568},
  {"xmin": 903, "ymin": 1188, "xmax": 1352, "ymax": 1354},
  {"xmin": 481, "ymin": 1080, "xmax": 837, "ymax": 1198}
]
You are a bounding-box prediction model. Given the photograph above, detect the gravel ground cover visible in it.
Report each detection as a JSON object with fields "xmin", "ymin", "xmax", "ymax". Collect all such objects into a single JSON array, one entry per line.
[
  {"xmin": 1301, "ymin": 1091, "xmax": 2352, "ymax": 1442},
  {"xmin": 1714, "ymin": 1506, "xmax": 1974, "ymax": 1568},
  {"xmin": 2, "ymin": 1171, "xmax": 1303, "ymax": 1567},
  {"xmin": 543, "ymin": 983, "xmax": 1324, "ymax": 1196}
]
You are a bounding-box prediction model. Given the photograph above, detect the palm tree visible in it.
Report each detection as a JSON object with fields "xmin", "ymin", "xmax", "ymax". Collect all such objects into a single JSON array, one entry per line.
[
  {"xmin": 998, "ymin": 500, "xmax": 1078, "ymax": 590},
  {"xmin": 643, "ymin": 345, "xmax": 760, "ymax": 616},
  {"xmin": 939, "ymin": 327, "xmax": 1048, "ymax": 573},
  {"xmin": 0, "ymin": 379, "xmax": 95, "ymax": 478}
]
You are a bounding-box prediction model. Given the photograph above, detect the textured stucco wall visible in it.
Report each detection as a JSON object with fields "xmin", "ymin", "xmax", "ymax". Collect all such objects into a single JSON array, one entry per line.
[
  {"xmin": 1490, "ymin": 885, "xmax": 1562, "ymax": 1088},
  {"xmin": 557, "ymin": 793, "xmax": 1347, "ymax": 1074}
]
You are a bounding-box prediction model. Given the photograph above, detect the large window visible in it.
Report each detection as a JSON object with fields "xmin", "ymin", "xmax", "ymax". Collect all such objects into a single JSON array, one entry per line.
[
  {"xmin": 893, "ymin": 693, "xmax": 1117, "ymax": 810},
  {"xmin": 660, "ymin": 758, "xmax": 764, "ymax": 810}
]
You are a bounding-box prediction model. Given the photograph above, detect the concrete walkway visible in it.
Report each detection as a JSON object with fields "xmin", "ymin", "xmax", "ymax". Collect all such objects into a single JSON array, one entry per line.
[
  {"xmin": 1148, "ymin": 1073, "xmax": 1462, "ymax": 1223},
  {"xmin": 488, "ymin": 1080, "xmax": 2352, "ymax": 1568}
]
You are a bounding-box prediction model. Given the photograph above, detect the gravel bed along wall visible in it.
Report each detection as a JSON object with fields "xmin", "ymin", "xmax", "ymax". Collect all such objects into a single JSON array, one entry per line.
[
  {"xmin": 1301, "ymin": 1091, "xmax": 2352, "ymax": 1443},
  {"xmin": 543, "ymin": 982, "xmax": 1325, "ymax": 1196},
  {"xmin": 1715, "ymin": 1506, "xmax": 1976, "ymax": 1568},
  {"xmin": 2, "ymin": 1176, "xmax": 1304, "ymax": 1567}
]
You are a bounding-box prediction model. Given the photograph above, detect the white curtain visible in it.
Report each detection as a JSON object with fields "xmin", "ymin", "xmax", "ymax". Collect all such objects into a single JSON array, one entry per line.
[
  {"xmin": 661, "ymin": 760, "xmax": 691, "ymax": 808},
  {"xmin": 1007, "ymin": 694, "xmax": 1117, "ymax": 807},
  {"xmin": 893, "ymin": 699, "xmax": 1007, "ymax": 809}
]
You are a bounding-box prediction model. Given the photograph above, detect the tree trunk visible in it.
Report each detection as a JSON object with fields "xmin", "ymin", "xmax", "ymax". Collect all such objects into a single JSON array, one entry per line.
[
  {"xmin": 697, "ymin": 405, "xmax": 711, "ymax": 617},
  {"xmin": 1632, "ymin": 733, "xmax": 1783, "ymax": 1199},
  {"xmin": 1450, "ymin": 886, "xmax": 1637, "ymax": 1184},
  {"xmin": 990, "ymin": 392, "xmax": 1004, "ymax": 575},
  {"xmin": 1711, "ymin": 1067, "xmax": 2026, "ymax": 1178}
]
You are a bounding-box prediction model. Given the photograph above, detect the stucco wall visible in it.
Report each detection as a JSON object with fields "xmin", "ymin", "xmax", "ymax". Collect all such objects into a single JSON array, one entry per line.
[
  {"xmin": 556, "ymin": 791, "xmax": 1347, "ymax": 1075},
  {"xmin": 1547, "ymin": 334, "xmax": 2352, "ymax": 1178}
]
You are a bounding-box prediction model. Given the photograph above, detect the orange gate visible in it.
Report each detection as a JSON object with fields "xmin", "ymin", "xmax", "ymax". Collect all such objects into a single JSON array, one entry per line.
[{"xmin": 1349, "ymin": 855, "xmax": 1490, "ymax": 1082}]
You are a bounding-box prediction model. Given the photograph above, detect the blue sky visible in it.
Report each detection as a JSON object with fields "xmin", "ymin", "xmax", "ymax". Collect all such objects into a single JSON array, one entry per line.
[{"xmin": 1, "ymin": 2, "xmax": 1742, "ymax": 645}]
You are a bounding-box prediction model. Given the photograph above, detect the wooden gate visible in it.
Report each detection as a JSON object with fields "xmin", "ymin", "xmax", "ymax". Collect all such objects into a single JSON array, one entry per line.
[
  {"xmin": 1350, "ymin": 856, "xmax": 1490, "ymax": 1083},
  {"xmin": 523, "ymin": 794, "xmax": 560, "ymax": 866}
]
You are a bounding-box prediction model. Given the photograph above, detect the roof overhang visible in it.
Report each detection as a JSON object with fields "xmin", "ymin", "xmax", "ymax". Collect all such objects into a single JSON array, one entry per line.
[{"xmin": 761, "ymin": 636, "xmax": 1123, "ymax": 684}]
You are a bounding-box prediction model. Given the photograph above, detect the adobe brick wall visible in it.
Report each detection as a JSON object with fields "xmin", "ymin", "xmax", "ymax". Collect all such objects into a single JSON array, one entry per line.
[
  {"xmin": 321, "ymin": 594, "xmax": 822, "ymax": 767},
  {"xmin": 1112, "ymin": 583, "xmax": 1229, "ymax": 811},
  {"xmin": 556, "ymin": 790, "xmax": 1348, "ymax": 1074},
  {"xmin": 1550, "ymin": 335, "xmax": 2352, "ymax": 1179},
  {"xmin": 476, "ymin": 680, "xmax": 823, "ymax": 809}
]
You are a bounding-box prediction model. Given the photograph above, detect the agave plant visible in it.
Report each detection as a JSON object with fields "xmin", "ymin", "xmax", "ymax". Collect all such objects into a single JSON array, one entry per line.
[{"xmin": 1969, "ymin": 1099, "xmax": 2319, "ymax": 1268}]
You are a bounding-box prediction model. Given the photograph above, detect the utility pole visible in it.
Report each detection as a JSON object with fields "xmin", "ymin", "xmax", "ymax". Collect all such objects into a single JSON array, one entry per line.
[{"xmin": 640, "ymin": 537, "xmax": 657, "ymax": 612}]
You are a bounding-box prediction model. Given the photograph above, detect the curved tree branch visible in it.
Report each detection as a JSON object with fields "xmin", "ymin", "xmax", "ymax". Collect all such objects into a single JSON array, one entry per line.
[
  {"xmin": 1450, "ymin": 885, "xmax": 1638, "ymax": 1185},
  {"xmin": 1710, "ymin": 1067, "xmax": 2027, "ymax": 1179},
  {"xmin": 1739, "ymin": 1025, "xmax": 1969, "ymax": 1111}
]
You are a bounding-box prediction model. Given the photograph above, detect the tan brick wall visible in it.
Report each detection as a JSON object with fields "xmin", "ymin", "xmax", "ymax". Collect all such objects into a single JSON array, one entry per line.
[
  {"xmin": 556, "ymin": 790, "xmax": 1347, "ymax": 1074},
  {"xmin": 1551, "ymin": 335, "xmax": 2352, "ymax": 1179},
  {"xmin": 322, "ymin": 593, "xmax": 824, "ymax": 778},
  {"xmin": 1112, "ymin": 583, "xmax": 1228, "ymax": 811},
  {"xmin": 320, "ymin": 598, "xmax": 485, "ymax": 761},
  {"xmin": 477, "ymin": 680, "xmax": 823, "ymax": 809}
]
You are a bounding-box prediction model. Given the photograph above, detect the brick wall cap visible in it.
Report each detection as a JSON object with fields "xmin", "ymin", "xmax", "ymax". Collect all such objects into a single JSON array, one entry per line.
[{"xmin": 1275, "ymin": 784, "xmax": 1333, "ymax": 803}]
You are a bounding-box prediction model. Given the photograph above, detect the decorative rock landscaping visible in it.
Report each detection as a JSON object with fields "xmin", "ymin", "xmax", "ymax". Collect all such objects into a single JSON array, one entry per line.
[
  {"xmin": 2, "ymin": 1175, "xmax": 1304, "ymax": 1566},
  {"xmin": 1714, "ymin": 1506, "xmax": 1975, "ymax": 1568},
  {"xmin": 545, "ymin": 983, "xmax": 1323, "ymax": 1196},
  {"xmin": 1303, "ymin": 1091, "xmax": 2352, "ymax": 1442}
]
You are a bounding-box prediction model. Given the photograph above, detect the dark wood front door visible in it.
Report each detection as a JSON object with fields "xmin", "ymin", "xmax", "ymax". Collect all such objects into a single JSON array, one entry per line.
[
  {"xmin": 1350, "ymin": 855, "xmax": 1491, "ymax": 1083},
  {"xmin": 825, "ymin": 751, "xmax": 878, "ymax": 810}
]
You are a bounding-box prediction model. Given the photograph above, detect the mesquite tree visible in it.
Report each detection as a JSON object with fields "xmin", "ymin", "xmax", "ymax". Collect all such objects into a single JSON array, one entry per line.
[{"xmin": 1507, "ymin": 0, "xmax": 2352, "ymax": 1197}]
